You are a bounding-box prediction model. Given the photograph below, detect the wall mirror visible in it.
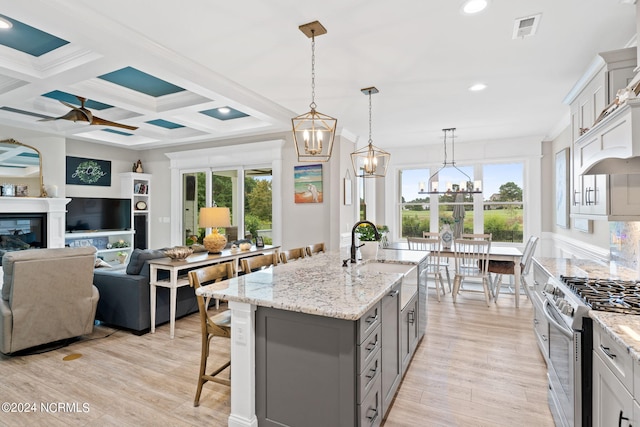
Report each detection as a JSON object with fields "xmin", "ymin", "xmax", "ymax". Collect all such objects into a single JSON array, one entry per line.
[{"xmin": 0, "ymin": 138, "xmax": 47, "ymax": 197}]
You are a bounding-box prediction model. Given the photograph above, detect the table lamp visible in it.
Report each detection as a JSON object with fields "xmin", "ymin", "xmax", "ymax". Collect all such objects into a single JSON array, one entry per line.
[{"xmin": 199, "ymin": 207, "xmax": 231, "ymax": 254}]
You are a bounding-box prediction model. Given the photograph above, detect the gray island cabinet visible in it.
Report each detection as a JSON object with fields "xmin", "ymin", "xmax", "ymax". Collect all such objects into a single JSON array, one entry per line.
[{"xmin": 198, "ymin": 250, "xmax": 427, "ymax": 427}]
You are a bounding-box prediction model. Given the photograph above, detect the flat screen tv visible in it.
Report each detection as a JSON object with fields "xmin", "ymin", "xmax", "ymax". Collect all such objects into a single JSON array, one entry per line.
[{"xmin": 66, "ymin": 197, "xmax": 131, "ymax": 232}]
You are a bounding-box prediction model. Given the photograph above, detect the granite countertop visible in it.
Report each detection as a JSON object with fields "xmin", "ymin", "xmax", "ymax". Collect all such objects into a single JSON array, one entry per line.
[
  {"xmin": 196, "ymin": 249, "xmax": 427, "ymax": 321},
  {"xmin": 535, "ymin": 257, "xmax": 638, "ymax": 282},
  {"xmin": 590, "ymin": 311, "xmax": 640, "ymax": 362},
  {"xmin": 535, "ymin": 257, "xmax": 640, "ymax": 362}
]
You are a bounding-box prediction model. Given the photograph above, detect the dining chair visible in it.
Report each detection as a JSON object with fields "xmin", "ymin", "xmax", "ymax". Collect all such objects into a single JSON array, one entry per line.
[
  {"xmin": 240, "ymin": 252, "xmax": 278, "ymax": 274},
  {"xmin": 452, "ymin": 237, "xmax": 492, "ymax": 306},
  {"xmin": 305, "ymin": 242, "xmax": 326, "ymax": 257},
  {"xmin": 280, "ymin": 247, "xmax": 306, "ymax": 263},
  {"xmin": 490, "ymin": 236, "xmax": 539, "ymax": 302},
  {"xmin": 188, "ymin": 262, "xmax": 235, "ymax": 407},
  {"xmin": 422, "ymin": 232, "xmax": 452, "ymax": 291},
  {"xmin": 408, "ymin": 237, "xmax": 447, "ymax": 301}
]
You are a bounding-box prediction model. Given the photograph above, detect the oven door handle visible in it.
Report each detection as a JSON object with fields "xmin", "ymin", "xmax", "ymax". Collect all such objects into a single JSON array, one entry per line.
[{"xmin": 543, "ymin": 300, "xmax": 573, "ymax": 339}]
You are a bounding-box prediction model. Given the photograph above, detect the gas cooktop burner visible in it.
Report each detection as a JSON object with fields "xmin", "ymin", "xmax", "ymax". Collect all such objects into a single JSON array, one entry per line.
[{"xmin": 560, "ymin": 275, "xmax": 640, "ymax": 315}]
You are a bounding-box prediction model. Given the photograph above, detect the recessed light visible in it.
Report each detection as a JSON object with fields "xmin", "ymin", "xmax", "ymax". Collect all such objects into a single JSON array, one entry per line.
[
  {"xmin": 0, "ymin": 17, "xmax": 13, "ymax": 29},
  {"xmin": 461, "ymin": 0, "xmax": 489, "ymax": 15},
  {"xmin": 469, "ymin": 83, "xmax": 487, "ymax": 91},
  {"xmin": 218, "ymin": 107, "xmax": 231, "ymax": 114}
]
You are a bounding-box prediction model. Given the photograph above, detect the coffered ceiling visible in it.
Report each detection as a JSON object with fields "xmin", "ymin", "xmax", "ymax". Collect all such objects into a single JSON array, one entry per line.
[{"xmin": 0, "ymin": 0, "xmax": 636, "ymax": 151}]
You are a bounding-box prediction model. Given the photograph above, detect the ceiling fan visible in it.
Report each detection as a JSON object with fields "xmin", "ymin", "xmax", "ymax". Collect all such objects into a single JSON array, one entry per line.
[{"xmin": 40, "ymin": 95, "xmax": 138, "ymax": 130}]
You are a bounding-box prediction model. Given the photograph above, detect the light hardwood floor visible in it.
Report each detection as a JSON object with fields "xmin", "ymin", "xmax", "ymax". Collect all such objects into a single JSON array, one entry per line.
[{"xmin": 0, "ymin": 288, "xmax": 553, "ymax": 426}]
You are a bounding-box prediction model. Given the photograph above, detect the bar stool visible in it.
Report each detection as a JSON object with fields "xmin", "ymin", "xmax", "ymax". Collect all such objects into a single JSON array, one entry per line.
[{"xmin": 188, "ymin": 262, "xmax": 235, "ymax": 406}]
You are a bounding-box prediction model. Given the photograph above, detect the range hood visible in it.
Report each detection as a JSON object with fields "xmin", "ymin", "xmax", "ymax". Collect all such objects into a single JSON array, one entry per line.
[{"xmin": 576, "ymin": 98, "xmax": 640, "ymax": 175}]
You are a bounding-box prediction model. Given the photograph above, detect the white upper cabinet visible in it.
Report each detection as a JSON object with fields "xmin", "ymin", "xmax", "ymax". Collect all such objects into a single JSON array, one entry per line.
[{"xmin": 568, "ymin": 47, "xmax": 640, "ymax": 220}]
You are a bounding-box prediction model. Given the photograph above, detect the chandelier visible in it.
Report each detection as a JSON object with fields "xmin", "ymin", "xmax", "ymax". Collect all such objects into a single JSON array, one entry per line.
[
  {"xmin": 418, "ymin": 128, "xmax": 482, "ymax": 194},
  {"xmin": 351, "ymin": 87, "xmax": 390, "ymax": 178},
  {"xmin": 292, "ymin": 21, "xmax": 337, "ymax": 162}
]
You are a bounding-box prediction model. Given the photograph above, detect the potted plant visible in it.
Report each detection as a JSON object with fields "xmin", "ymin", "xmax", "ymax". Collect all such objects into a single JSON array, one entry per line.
[
  {"xmin": 116, "ymin": 251, "xmax": 128, "ymax": 264},
  {"xmin": 355, "ymin": 223, "xmax": 381, "ymax": 259}
]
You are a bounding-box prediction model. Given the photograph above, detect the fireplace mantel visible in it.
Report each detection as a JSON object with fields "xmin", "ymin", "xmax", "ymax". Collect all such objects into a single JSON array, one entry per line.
[{"xmin": 0, "ymin": 197, "xmax": 70, "ymax": 248}]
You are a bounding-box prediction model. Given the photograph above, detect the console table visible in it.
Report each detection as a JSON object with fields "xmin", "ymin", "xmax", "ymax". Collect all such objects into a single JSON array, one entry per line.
[{"xmin": 148, "ymin": 245, "xmax": 280, "ymax": 338}]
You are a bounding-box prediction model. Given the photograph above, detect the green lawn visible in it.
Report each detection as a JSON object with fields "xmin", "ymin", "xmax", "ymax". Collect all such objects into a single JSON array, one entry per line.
[{"xmin": 401, "ymin": 208, "xmax": 523, "ymax": 242}]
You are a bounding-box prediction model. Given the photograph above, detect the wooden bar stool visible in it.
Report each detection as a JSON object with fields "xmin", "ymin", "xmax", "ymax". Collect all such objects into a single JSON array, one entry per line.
[{"xmin": 188, "ymin": 262, "xmax": 235, "ymax": 407}]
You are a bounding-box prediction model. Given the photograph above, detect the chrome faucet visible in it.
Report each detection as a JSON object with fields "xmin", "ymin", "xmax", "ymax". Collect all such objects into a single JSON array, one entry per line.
[{"xmin": 350, "ymin": 221, "xmax": 380, "ymax": 264}]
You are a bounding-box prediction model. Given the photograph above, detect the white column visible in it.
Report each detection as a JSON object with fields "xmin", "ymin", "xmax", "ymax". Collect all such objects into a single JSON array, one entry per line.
[{"xmin": 228, "ymin": 300, "xmax": 258, "ymax": 427}]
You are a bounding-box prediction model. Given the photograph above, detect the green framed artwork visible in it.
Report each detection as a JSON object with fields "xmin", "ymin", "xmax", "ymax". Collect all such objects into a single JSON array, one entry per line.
[{"xmin": 66, "ymin": 156, "xmax": 111, "ymax": 186}]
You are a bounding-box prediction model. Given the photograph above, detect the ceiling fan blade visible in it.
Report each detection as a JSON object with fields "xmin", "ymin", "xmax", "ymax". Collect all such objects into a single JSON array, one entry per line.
[
  {"xmin": 91, "ymin": 115, "xmax": 138, "ymax": 130},
  {"xmin": 38, "ymin": 109, "xmax": 91, "ymax": 123},
  {"xmin": 59, "ymin": 100, "xmax": 78, "ymax": 110}
]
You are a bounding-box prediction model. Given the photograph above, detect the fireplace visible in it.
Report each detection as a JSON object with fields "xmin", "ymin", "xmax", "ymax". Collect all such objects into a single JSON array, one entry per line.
[
  {"xmin": 0, "ymin": 197, "xmax": 69, "ymax": 251},
  {"xmin": 0, "ymin": 213, "xmax": 47, "ymax": 252}
]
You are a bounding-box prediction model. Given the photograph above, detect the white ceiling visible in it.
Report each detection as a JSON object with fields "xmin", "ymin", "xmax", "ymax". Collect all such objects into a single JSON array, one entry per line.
[{"xmin": 0, "ymin": 0, "xmax": 636, "ymax": 151}]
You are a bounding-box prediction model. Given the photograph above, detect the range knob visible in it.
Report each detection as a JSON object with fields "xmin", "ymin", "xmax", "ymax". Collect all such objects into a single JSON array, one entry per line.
[
  {"xmin": 556, "ymin": 299, "xmax": 567, "ymax": 311},
  {"xmin": 561, "ymin": 304, "xmax": 574, "ymax": 317},
  {"xmin": 543, "ymin": 283, "xmax": 555, "ymax": 293}
]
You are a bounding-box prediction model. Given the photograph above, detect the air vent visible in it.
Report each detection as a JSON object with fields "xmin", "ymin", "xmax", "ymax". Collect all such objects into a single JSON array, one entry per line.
[{"xmin": 512, "ymin": 13, "xmax": 541, "ymax": 39}]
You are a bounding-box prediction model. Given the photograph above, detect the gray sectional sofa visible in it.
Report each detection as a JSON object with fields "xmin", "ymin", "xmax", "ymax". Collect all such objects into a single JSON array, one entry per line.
[{"xmin": 92, "ymin": 249, "xmax": 199, "ymax": 335}]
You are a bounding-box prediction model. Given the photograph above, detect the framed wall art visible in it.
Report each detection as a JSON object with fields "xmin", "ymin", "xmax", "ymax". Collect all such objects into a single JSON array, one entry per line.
[
  {"xmin": 66, "ymin": 156, "xmax": 111, "ymax": 186},
  {"xmin": 344, "ymin": 169, "xmax": 352, "ymax": 205},
  {"xmin": 555, "ymin": 148, "xmax": 569, "ymax": 228},
  {"xmin": 294, "ymin": 164, "xmax": 323, "ymax": 203}
]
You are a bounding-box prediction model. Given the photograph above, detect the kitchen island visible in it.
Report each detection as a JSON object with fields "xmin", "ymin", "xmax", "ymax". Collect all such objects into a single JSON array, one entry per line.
[{"xmin": 196, "ymin": 249, "xmax": 428, "ymax": 427}]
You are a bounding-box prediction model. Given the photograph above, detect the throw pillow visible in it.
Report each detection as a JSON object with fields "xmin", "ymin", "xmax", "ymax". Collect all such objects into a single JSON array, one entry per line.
[{"xmin": 126, "ymin": 249, "xmax": 165, "ymax": 275}]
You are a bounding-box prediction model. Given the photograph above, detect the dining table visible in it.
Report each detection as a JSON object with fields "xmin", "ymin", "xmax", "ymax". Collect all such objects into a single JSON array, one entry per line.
[{"xmin": 384, "ymin": 242, "xmax": 524, "ymax": 307}]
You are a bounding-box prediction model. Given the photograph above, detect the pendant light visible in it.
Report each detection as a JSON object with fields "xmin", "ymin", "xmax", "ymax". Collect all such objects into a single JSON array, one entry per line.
[
  {"xmin": 351, "ymin": 87, "xmax": 390, "ymax": 178},
  {"xmin": 292, "ymin": 21, "xmax": 337, "ymax": 162},
  {"xmin": 418, "ymin": 128, "xmax": 482, "ymax": 194}
]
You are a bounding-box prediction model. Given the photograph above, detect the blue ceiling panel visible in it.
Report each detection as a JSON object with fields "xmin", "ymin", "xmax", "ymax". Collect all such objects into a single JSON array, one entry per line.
[
  {"xmin": 98, "ymin": 67, "xmax": 185, "ymax": 97},
  {"xmin": 200, "ymin": 107, "xmax": 249, "ymax": 121},
  {"xmin": 146, "ymin": 119, "xmax": 185, "ymax": 129},
  {"xmin": 42, "ymin": 90, "xmax": 112, "ymax": 110},
  {"xmin": 0, "ymin": 14, "xmax": 69, "ymax": 57},
  {"xmin": 102, "ymin": 128, "xmax": 134, "ymax": 136}
]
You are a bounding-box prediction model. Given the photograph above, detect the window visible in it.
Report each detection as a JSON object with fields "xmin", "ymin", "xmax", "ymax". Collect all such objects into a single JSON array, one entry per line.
[
  {"xmin": 244, "ymin": 168, "xmax": 273, "ymax": 244},
  {"xmin": 398, "ymin": 162, "xmax": 524, "ymax": 243},
  {"xmin": 482, "ymin": 163, "xmax": 524, "ymax": 243},
  {"xmin": 399, "ymin": 168, "xmax": 431, "ymax": 237},
  {"xmin": 181, "ymin": 168, "xmax": 273, "ymax": 246}
]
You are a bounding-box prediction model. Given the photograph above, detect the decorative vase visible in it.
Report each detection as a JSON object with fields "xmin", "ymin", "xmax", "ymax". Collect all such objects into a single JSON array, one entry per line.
[
  {"xmin": 440, "ymin": 224, "xmax": 453, "ymax": 250},
  {"xmin": 359, "ymin": 241, "xmax": 379, "ymax": 260},
  {"xmin": 117, "ymin": 253, "xmax": 128, "ymax": 264}
]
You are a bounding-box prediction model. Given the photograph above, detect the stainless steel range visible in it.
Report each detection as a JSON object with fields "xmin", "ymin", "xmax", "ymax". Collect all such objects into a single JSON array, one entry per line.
[
  {"xmin": 543, "ymin": 275, "xmax": 640, "ymax": 427},
  {"xmin": 542, "ymin": 276, "xmax": 591, "ymax": 427}
]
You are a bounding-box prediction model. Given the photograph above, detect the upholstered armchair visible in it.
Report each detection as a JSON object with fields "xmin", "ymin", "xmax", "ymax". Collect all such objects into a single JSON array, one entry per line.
[{"xmin": 0, "ymin": 247, "xmax": 99, "ymax": 354}]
